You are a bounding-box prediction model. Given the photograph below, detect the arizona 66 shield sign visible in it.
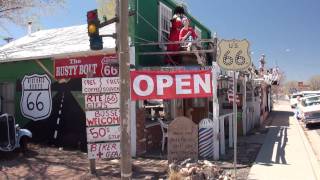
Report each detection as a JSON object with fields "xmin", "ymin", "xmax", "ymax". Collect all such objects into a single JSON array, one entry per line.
[{"xmin": 20, "ymin": 74, "xmax": 52, "ymax": 121}]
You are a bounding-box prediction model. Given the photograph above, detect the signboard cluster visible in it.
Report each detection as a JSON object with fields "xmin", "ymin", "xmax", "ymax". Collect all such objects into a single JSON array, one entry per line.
[{"xmin": 82, "ymin": 75, "xmax": 120, "ymax": 159}]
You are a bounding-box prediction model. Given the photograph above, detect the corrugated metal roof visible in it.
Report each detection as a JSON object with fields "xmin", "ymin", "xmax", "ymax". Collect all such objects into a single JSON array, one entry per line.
[{"xmin": 0, "ymin": 23, "xmax": 116, "ymax": 63}]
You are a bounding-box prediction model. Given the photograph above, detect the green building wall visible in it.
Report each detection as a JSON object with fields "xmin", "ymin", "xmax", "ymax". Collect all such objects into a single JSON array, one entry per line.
[
  {"xmin": 129, "ymin": 0, "xmax": 212, "ymax": 67},
  {"xmin": 0, "ymin": 59, "xmax": 54, "ymax": 126}
]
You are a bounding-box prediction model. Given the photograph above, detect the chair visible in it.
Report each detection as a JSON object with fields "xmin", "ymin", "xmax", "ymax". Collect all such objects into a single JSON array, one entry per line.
[{"xmin": 158, "ymin": 118, "xmax": 168, "ymax": 152}]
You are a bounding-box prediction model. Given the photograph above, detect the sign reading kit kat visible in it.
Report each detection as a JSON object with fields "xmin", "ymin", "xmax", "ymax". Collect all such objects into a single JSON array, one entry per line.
[{"xmin": 130, "ymin": 70, "xmax": 213, "ymax": 100}]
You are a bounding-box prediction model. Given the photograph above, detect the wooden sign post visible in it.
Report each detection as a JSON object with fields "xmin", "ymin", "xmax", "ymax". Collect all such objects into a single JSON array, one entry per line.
[
  {"xmin": 82, "ymin": 76, "xmax": 121, "ymax": 174},
  {"xmin": 217, "ymin": 39, "xmax": 252, "ymax": 179}
]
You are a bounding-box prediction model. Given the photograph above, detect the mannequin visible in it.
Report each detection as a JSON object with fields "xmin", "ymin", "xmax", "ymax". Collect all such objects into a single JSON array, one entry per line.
[
  {"xmin": 167, "ymin": 6, "xmax": 186, "ymax": 52},
  {"xmin": 179, "ymin": 18, "xmax": 205, "ymax": 66},
  {"xmin": 166, "ymin": 6, "xmax": 186, "ymax": 65}
]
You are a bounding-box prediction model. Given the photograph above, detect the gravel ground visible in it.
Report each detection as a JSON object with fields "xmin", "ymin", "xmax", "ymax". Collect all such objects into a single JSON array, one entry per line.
[{"xmin": 0, "ymin": 116, "xmax": 273, "ymax": 180}]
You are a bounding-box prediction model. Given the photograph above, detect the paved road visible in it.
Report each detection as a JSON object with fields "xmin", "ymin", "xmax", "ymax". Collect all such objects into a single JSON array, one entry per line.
[{"xmin": 248, "ymin": 101, "xmax": 320, "ymax": 180}]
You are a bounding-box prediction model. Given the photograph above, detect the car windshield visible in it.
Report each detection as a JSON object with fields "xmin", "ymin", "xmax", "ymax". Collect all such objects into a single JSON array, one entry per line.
[{"xmin": 301, "ymin": 96, "xmax": 320, "ymax": 107}]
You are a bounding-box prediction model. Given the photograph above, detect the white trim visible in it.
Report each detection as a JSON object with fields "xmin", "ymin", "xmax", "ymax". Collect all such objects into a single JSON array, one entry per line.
[
  {"xmin": 0, "ymin": 48, "xmax": 116, "ymax": 63},
  {"xmin": 158, "ymin": 2, "xmax": 172, "ymax": 49}
]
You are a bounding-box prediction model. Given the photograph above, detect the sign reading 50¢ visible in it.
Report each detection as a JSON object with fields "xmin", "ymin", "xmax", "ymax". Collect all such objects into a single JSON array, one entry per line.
[{"xmin": 217, "ymin": 39, "xmax": 251, "ymax": 71}]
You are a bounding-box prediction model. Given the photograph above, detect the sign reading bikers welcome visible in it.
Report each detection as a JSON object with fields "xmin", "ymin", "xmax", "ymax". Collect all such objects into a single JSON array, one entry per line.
[{"xmin": 217, "ymin": 39, "xmax": 252, "ymax": 71}]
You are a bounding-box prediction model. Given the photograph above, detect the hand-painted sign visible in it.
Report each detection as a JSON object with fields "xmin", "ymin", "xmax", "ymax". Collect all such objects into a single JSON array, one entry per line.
[
  {"xmin": 20, "ymin": 74, "xmax": 52, "ymax": 121},
  {"xmin": 54, "ymin": 54, "xmax": 118, "ymax": 79},
  {"xmin": 217, "ymin": 39, "xmax": 251, "ymax": 71},
  {"xmin": 130, "ymin": 70, "xmax": 213, "ymax": 100},
  {"xmin": 86, "ymin": 109, "xmax": 120, "ymax": 126},
  {"xmin": 86, "ymin": 125, "xmax": 120, "ymax": 142},
  {"xmin": 82, "ymin": 77, "xmax": 120, "ymax": 94},
  {"xmin": 87, "ymin": 142, "xmax": 120, "ymax": 159},
  {"xmin": 85, "ymin": 93, "xmax": 120, "ymax": 110},
  {"xmin": 168, "ymin": 116, "xmax": 198, "ymax": 163}
]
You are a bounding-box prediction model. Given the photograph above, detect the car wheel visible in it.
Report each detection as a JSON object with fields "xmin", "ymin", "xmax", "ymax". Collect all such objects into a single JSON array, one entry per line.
[
  {"xmin": 19, "ymin": 137, "xmax": 29, "ymax": 153},
  {"xmin": 305, "ymin": 123, "xmax": 310, "ymax": 129}
]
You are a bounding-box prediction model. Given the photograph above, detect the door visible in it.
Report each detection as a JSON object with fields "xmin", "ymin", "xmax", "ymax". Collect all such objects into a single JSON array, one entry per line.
[{"xmin": 0, "ymin": 82, "xmax": 15, "ymax": 116}]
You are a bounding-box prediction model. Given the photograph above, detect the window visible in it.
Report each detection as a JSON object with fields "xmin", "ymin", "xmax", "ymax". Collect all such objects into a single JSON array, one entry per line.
[
  {"xmin": 159, "ymin": 2, "xmax": 172, "ymax": 49},
  {"xmin": 195, "ymin": 26, "xmax": 202, "ymax": 39}
]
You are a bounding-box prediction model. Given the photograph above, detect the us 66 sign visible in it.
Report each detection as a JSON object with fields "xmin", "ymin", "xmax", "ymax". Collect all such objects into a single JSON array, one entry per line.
[
  {"xmin": 217, "ymin": 39, "xmax": 252, "ymax": 71},
  {"xmin": 20, "ymin": 74, "xmax": 52, "ymax": 121}
]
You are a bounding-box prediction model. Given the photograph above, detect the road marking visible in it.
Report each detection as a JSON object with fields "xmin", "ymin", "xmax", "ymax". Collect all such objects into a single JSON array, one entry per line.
[
  {"xmin": 57, "ymin": 117, "xmax": 60, "ymax": 125},
  {"xmin": 54, "ymin": 130, "xmax": 58, "ymax": 139}
]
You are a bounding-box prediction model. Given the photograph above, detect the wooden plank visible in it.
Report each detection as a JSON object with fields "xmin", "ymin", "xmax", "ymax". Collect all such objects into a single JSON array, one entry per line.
[
  {"xmin": 138, "ymin": 49, "xmax": 215, "ymax": 56},
  {"xmin": 86, "ymin": 125, "xmax": 120, "ymax": 142},
  {"xmin": 87, "ymin": 142, "xmax": 120, "ymax": 159}
]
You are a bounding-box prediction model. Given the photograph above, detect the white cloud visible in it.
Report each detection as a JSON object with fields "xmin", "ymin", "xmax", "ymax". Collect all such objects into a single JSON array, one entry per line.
[{"xmin": 285, "ymin": 48, "xmax": 291, "ymax": 52}]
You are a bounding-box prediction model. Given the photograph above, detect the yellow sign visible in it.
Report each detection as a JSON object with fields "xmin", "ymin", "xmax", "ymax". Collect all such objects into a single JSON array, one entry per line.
[
  {"xmin": 96, "ymin": 0, "xmax": 116, "ymax": 22},
  {"xmin": 217, "ymin": 39, "xmax": 251, "ymax": 71}
]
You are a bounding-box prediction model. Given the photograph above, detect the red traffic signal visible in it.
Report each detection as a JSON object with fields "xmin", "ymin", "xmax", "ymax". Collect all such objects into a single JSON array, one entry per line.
[{"xmin": 87, "ymin": 9, "xmax": 103, "ymax": 50}]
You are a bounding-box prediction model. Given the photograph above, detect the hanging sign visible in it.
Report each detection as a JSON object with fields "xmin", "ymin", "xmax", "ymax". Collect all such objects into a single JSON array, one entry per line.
[
  {"xmin": 86, "ymin": 125, "xmax": 120, "ymax": 142},
  {"xmin": 82, "ymin": 77, "xmax": 120, "ymax": 94},
  {"xmin": 20, "ymin": 74, "xmax": 52, "ymax": 121},
  {"xmin": 130, "ymin": 70, "xmax": 213, "ymax": 100},
  {"xmin": 87, "ymin": 142, "xmax": 120, "ymax": 159},
  {"xmin": 217, "ymin": 39, "xmax": 251, "ymax": 71},
  {"xmin": 84, "ymin": 93, "xmax": 120, "ymax": 110},
  {"xmin": 85, "ymin": 109, "xmax": 120, "ymax": 126},
  {"xmin": 54, "ymin": 54, "xmax": 118, "ymax": 79}
]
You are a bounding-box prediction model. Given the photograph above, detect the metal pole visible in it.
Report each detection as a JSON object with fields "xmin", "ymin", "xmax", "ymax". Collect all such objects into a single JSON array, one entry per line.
[
  {"xmin": 118, "ymin": 0, "xmax": 132, "ymax": 179},
  {"xmin": 233, "ymin": 71, "xmax": 237, "ymax": 179}
]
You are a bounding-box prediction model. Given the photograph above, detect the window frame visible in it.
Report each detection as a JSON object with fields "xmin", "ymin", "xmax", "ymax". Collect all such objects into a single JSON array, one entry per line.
[
  {"xmin": 195, "ymin": 26, "xmax": 202, "ymax": 40},
  {"xmin": 158, "ymin": 2, "xmax": 172, "ymax": 49}
]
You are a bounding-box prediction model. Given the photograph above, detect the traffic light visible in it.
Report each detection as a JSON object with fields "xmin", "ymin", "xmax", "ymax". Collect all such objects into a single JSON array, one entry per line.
[{"xmin": 87, "ymin": 9, "xmax": 103, "ymax": 50}]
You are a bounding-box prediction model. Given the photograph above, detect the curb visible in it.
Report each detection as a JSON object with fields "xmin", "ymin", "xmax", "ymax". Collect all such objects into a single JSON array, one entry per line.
[{"xmin": 295, "ymin": 118, "xmax": 320, "ymax": 180}]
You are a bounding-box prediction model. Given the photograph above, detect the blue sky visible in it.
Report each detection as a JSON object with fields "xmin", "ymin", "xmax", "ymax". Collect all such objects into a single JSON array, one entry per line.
[{"xmin": 1, "ymin": 0, "xmax": 320, "ymax": 81}]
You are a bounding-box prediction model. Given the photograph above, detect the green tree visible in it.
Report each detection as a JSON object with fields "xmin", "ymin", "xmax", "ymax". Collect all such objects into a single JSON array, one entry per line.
[{"xmin": 309, "ymin": 75, "xmax": 320, "ymax": 91}]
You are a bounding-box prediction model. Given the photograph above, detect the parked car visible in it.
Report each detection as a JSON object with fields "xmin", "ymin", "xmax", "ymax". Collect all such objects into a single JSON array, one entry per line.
[
  {"xmin": 290, "ymin": 91, "xmax": 320, "ymax": 108},
  {"xmin": 297, "ymin": 95, "xmax": 320, "ymax": 128},
  {"xmin": 0, "ymin": 113, "xmax": 32, "ymax": 152}
]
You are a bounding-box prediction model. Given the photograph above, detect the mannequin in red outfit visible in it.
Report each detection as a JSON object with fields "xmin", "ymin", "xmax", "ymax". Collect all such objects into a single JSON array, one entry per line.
[
  {"xmin": 166, "ymin": 6, "xmax": 186, "ymax": 65},
  {"xmin": 179, "ymin": 18, "xmax": 205, "ymax": 66},
  {"xmin": 167, "ymin": 6, "xmax": 186, "ymax": 52}
]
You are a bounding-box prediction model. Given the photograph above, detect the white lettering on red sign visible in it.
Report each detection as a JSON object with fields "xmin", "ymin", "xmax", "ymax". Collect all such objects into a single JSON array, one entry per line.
[
  {"xmin": 130, "ymin": 70, "xmax": 213, "ymax": 100},
  {"xmin": 86, "ymin": 109, "xmax": 120, "ymax": 126},
  {"xmin": 87, "ymin": 142, "xmax": 120, "ymax": 159},
  {"xmin": 82, "ymin": 77, "xmax": 120, "ymax": 94},
  {"xmin": 86, "ymin": 126, "xmax": 120, "ymax": 142},
  {"xmin": 85, "ymin": 93, "xmax": 120, "ymax": 110}
]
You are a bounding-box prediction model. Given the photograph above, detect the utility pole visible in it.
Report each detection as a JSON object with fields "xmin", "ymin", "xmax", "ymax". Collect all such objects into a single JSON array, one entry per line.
[{"xmin": 118, "ymin": 0, "xmax": 132, "ymax": 179}]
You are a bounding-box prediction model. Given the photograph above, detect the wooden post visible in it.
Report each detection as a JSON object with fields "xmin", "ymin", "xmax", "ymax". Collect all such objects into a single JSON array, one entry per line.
[
  {"xmin": 242, "ymin": 76, "xmax": 247, "ymax": 135},
  {"xmin": 212, "ymin": 35, "xmax": 220, "ymax": 160},
  {"xmin": 118, "ymin": 0, "xmax": 132, "ymax": 179},
  {"xmin": 233, "ymin": 72, "xmax": 238, "ymax": 179}
]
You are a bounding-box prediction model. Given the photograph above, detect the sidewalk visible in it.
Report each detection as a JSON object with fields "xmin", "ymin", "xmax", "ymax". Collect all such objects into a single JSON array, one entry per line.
[{"xmin": 248, "ymin": 101, "xmax": 320, "ymax": 180}]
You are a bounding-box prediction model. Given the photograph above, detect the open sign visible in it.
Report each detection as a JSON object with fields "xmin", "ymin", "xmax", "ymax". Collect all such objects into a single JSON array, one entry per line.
[{"xmin": 130, "ymin": 70, "xmax": 213, "ymax": 100}]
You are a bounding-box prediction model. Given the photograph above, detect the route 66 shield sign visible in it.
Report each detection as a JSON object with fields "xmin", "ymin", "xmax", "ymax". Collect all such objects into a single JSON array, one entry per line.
[
  {"xmin": 20, "ymin": 74, "xmax": 52, "ymax": 121},
  {"xmin": 217, "ymin": 39, "xmax": 251, "ymax": 71}
]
